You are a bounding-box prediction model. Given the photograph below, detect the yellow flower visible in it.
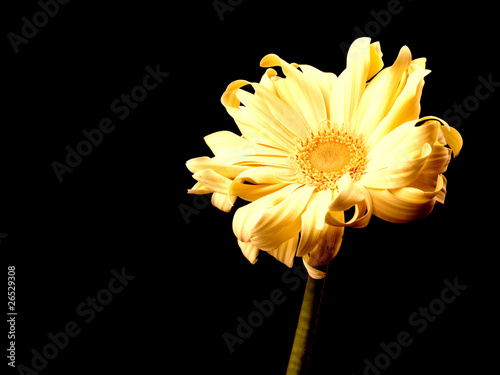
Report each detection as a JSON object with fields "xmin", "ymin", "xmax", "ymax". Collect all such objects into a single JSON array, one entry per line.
[{"xmin": 186, "ymin": 37, "xmax": 462, "ymax": 279}]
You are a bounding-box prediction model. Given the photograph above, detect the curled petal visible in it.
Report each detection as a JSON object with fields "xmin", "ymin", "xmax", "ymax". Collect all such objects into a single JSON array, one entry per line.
[
  {"xmin": 343, "ymin": 37, "xmax": 372, "ymax": 133},
  {"xmin": 267, "ymin": 234, "xmax": 300, "ymax": 268},
  {"xmin": 232, "ymin": 184, "xmax": 299, "ymax": 243},
  {"xmin": 297, "ymin": 189, "xmax": 334, "ymax": 257},
  {"xmin": 212, "ymin": 192, "xmax": 237, "ymax": 212},
  {"xmin": 186, "ymin": 156, "xmax": 248, "ymax": 178},
  {"xmin": 204, "ymin": 130, "xmax": 289, "ymax": 157},
  {"xmin": 367, "ymin": 185, "xmax": 438, "ymax": 223},
  {"xmin": 356, "ymin": 46, "xmax": 412, "ymax": 137},
  {"xmin": 367, "ymin": 68, "xmax": 430, "ymax": 149},
  {"xmin": 326, "ymin": 183, "xmax": 373, "ymax": 228},
  {"xmin": 260, "ymin": 53, "xmax": 327, "ymax": 132},
  {"xmin": 192, "ymin": 169, "xmax": 232, "ymax": 195},
  {"xmin": 360, "ymin": 143, "xmax": 433, "ymax": 189},
  {"xmin": 251, "ymin": 185, "xmax": 316, "ymax": 238},
  {"xmin": 328, "ymin": 173, "xmax": 365, "ymax": 212},
  {"xmin": 238, "ymin": 240, "xmax": 259, "ymax": 264},
  {"xmin": 308, "ymin": 223, "xmax": 344, "ymax": 265}
]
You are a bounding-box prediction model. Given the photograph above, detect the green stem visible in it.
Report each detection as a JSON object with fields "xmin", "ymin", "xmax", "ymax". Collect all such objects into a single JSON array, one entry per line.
[{"xmin": 286, "ymin": 267, "xmax": 328, "ymax": 375}]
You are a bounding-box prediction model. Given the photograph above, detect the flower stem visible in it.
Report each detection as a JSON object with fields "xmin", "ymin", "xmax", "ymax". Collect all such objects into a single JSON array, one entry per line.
[{"xmin": 286, "ymin": 267, "xmax": 328, "ymax": 374}]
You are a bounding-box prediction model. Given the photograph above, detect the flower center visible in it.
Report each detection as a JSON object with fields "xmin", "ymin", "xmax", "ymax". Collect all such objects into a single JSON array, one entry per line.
[{"xmin": 292, "ymin": 129, "xmax": 366, "ymax": 191}]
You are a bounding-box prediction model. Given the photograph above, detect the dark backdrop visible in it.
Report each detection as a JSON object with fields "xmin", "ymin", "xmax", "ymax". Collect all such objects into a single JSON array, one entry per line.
[{"xmin": 3, "ymin": 1, "xmax": 495, "ymax": 374}]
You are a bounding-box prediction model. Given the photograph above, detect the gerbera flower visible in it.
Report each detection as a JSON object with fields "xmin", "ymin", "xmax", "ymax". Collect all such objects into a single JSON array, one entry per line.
[{"xmin": 186, "ymin": 37, "xmax": 462, "ymax": 279}]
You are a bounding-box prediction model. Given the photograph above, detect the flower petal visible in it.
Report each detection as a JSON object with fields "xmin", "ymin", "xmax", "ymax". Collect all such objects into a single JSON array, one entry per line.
[
  {"xmin": 212, "ymin": 192, "xmax": 237, "ymax": 212},
  {"xmin": 261, "ymin": 54, "xmax": 327, "ymax": 131},
  {"xmin": 420, "ymin": 145, "xmax": 452, "ymax": 174},
  {"xmin": 325, "ymin": 180, "xmax": 373, "ymax": 228},
  {"xmin": 297, "ymin": 189, "xmax": 334, "ymax": 257},
  {"xmin": 238, "ymin": 240, "xmax": 259, "ymax": 264},
  {"xmin": 221, "ymin": 80, "xmax": 293, "ymax": 150},
  {"xmin": 367, "ymin": 41, "xmax": 384, "ymax": 80},
  {"xmin": 308, "ymin": 223, "xmax": 344, "ymax": 265},
  {"xmin": 230, "ymin": 183, "xmax": 288, "ymax": 202},
  {"xmin": 355, "ymin": 45, "xmax": 412, "ymax": 137},
  {"xmin": 235, "ymin": 87, "xmax": 297, "ymax": 147},
  {"xmin": 343, "ymin": 37, "xmax": 371, "ymax": 133},
  {"xmin": 367, "ymin": 185, "xmax": 437, "ymax": 223},
  {"xmin": 192, "ymin": 169, "xmax": 232, "ymax": 194},
  {"xmin": 359, "ymin": 143, "xmax": 433, "ymax": 189},
  {"xmin": 365, "ymin": 120, "xmax": 439, "ymax": 172},
  {"xmin": 204, "ymin": 130, "xmax": 289, "ymax": 157},
  {"xmin": 186, "ymin": 156, "xmax": 248, "ymax": 178},
  {"xmin": 232, "ymin": 184, "xmax": 299, "ymax": 243},
  {"xmin": 250, "ymin": 82, "xmax": 310, "ymax": 139},
  {"xmin": 299, "ymin": 64, "xmax": 337, "ymax": 120},
  {"xmin": 267, "ymin": 234, "xmax": 299, "ymax": 268},
  {"xmin": 367, "ymin": 68, "xmax": 430, "ymax": 149},
  {"xmin": 228, "ymin": 166, "xmax": 295, "ymax": 202},
  {"xmin": 251, "ymin": 185, "xmax": 316, "ymax": 238},
  {"xmin": 303, "ymin": 257, "xmax": 326, "ymax": 279},
  {"xmin": 328, "ymin": 173, "xmax": 365, "ymax": 211}
]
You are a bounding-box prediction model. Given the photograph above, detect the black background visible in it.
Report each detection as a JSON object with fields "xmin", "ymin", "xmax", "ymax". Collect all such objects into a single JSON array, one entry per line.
[{"xmin": 2, "ymin": 1, "xmax": 496, "ymax": 374}]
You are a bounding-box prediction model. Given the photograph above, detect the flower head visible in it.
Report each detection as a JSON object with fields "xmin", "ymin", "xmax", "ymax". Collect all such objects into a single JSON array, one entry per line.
[{"xmin": 186, "ymin": 38, "xmax": 462, "ymax": 278}]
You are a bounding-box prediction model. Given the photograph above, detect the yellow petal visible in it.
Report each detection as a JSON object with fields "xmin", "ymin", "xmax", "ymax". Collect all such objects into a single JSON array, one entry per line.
[
  {"xmin": 420, "ymin": 145, "xmax": 452, "ymax": 174},
  {"xmin": 344, "ymin": 38, "xmax": 372, "ymax": 131},
  {"xmin": 221, "ymin": 79, "xmax": 293, "ymax": 150},
  {"xmin": 307, "ymin": 223, "xmax": 344, "ymax": 265},
  {"xmin": 325, "ymin": 182, "xmax": 373, "ymax": 228},
  {"xmin": 251, "ymin": 185, "xmax": 316, "ymax": 238},
  {"xmin": 411, "ymin": 116, "xmax": 463, "ymax": 157},
  {"xmin": 440, "ymin": 123, "xmax": 463, "ymax": 157},
  {"xmin": 368, "ymin": 186, "xmax": 436, "ymax": 223},
  {"xmin": 302, "ymin": 257, "xmax": 326, "ymax": 279},
  {"xmin": 367, "ymin": 41, "xmax": 384, "ymax": 80},
  {"xmin": 365, "ymin": 120, "xmax": 416, "ymax": 165},
  {"xmin": 328, "ymin": 174, "xmax": 365, "ymax": 211},
  {"xmin": 232, "ymin": 184, "xmax": 299, "ymax": 242},
  {"xmin": 296, "ymin": 189, "xmax": 334, "ymax": 257},
  {"xmin": 228, "ymin": 166, "xmax": 294, "ymax": 202},
  {"xmin": 213, "ymin": 154, "xmax": 292, "ymax": 168},
  {"xmin": 250, "ymin": 82, "xmax": 310, "ymax": 139},
  {"xmin": 251, "ymin": 221, "xmax": 300, "ymax": 251},
  {"xmin": 261, "ymin": 53, "xmax": 327, "ymax": 132},
  {"xmin": 367, "ymin": 68, "xmax": 430, "ymax": 149},
  {"xmin": 359, "ymin": 143, "xmax": 432, "ymax": 189},
  {"xmin": 329, "ymin": 70, "xmax": 347, "ymax": 130},
  {"xmin": 235, "ymin": 88, "xmax": 297, "ymax": 147},
  {"xmin": 230, "ymin": 183, "xmax": 288, "ymax": 202},
  {"xmin": 192, "ymin": 169, "xmax": 232, "ymax": 194},
  {"xmin": 187, "ymin": 181, "xmax": 211, "ymax": 195},
  {"xmin": 298, "ymin": 64, "xmax": 336, "ymax": 120},
  {"xmin": 267, "ymin": 234, "xmax": 299, "ymax": 268},
  {"xmin": 186, "ymin": 156, "xmax": 248, "ymax": 178},
  {"xmin": 204, "ymin": 130, "xmax": 289, "ymax": 157},
  {"xmin": 355, "ymin": 46, "xmax": 412, "ymax": 137},
  {"xmin": 238, "ymin": 240, "xmax": 259, "ymax": 264},
  {"xmin": 258, "ymin": 68, "xmax": 278, "ymax": 94},
  {"xmin": 366, "ymin": 120, "xmax": 439, "ymax": 171},
  {"xmin": 212, "ymin": 192, "xmax": 237, "ymax": 212}
]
